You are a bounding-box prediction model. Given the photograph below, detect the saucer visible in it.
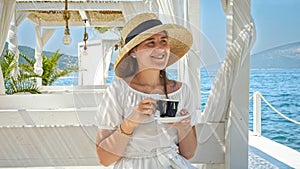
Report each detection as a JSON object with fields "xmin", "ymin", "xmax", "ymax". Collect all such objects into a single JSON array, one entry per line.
[{"xmin": 155, "ymin": 115, "xmax": 189, "ymax": 123}]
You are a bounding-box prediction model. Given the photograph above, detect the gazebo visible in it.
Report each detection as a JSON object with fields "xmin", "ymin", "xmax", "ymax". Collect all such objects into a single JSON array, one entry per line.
[{"xmin": 0, "ymin": 0, "xmax": 255, "ymax": 169}]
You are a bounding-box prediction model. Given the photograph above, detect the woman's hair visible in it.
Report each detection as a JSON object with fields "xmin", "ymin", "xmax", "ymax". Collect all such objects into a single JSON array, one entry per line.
[
  {"xmin": 117, "ymin": 54, "xmax": 138, "ymax": 78},
  {"xmin": 160, "ymin": 69, "xmax": 169, "ymax": 99}
]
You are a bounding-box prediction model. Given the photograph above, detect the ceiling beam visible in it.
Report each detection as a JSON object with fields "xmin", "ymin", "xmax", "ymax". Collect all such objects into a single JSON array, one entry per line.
[
  {"xmin": 79, "ymin": 10, "xmax": 91, "ymax": 26},
  {"xmin": 16, "ymin": 1, "xmax": 144, "ymax": 11}
]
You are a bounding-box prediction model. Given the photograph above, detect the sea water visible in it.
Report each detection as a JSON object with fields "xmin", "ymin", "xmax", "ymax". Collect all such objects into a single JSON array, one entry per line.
[
  {"xmin": 201, "ymin": 69, "xmax": 300, "ymax": 153},
  {"xmin": 54, "ymin": 69, "xmax": 300, "ymax": 153},
  {"xmin": 249, "ymin": 69, "xmax": 300, "ymax": 152}
]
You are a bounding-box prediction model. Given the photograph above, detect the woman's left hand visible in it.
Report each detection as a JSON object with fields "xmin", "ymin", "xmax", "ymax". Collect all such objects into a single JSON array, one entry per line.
[
  {"xmin": 171, "ymin": 109, "xmax": 193, "ymax": 138},
  {"xmin": 171, "ymin": 109, "xmax": 197, "ymax": 159}
]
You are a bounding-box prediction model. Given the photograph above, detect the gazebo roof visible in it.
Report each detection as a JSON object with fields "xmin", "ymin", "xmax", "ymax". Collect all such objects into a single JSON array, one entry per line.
[{"xmin": 15, "ymin": 0, "xmax": 146, "ymax": 27}]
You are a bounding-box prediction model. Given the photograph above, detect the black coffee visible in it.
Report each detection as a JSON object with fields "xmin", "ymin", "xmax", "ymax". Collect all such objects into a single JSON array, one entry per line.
[{"xmin": 157, "ymin": 99, "xmax": 179, "ymax": 117}]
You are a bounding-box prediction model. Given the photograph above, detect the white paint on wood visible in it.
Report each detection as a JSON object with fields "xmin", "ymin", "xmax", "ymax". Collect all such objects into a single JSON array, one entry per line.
[{"xmin": 253, "ymin": 91, "xmax": 261, "ymax": 136}]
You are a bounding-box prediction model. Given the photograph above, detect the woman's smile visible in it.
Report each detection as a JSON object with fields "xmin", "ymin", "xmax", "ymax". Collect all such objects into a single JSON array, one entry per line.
[
  {"xmin": 151, "ymin": 53, "xmax": 165, "ymax": 59},
  {"xmin": 147, "ymin": 51, "xmax": 168, "ymax": 69}
]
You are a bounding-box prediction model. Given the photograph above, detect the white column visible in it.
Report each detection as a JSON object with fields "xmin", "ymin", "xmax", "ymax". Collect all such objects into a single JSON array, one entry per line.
[
  {"xmin": 224, "ymin": 0, "xmax": 253, "ymax": 168},
  {"xmin": 8, "ymin": 11, "xmax": 27, "ymax": 78},
  {"xmin": 34, "ymin": 25, "xmax": 43, "ymax": 86},
  {"xmin": 34, "ymin": 25, "xmax": 55, "ymax": 86},
  {"xmin": 8, "ymin": 9, "xmax": 19, "ymax": 77},
  {"xmin": 253, "ymin": 91, "xmax": 261, "ymax": 136},
  {"xmin": 225, "ymin": 56, "xmax": 250, "ymax": 169},
  {"xmin": 33, "ymin": 26, "xmax": 55, "ymax": 86}
]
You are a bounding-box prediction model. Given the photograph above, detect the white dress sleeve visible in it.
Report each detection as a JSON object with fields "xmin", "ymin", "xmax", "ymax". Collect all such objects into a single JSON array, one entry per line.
[{"xmin": 96, "ymin": 80, "xmax": 124, "ymax": 130}]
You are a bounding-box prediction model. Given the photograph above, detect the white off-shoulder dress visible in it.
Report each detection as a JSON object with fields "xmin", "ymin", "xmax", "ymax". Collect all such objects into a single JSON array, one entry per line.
[{"xmin": 96, "ymin": 79, "xmax": 197, "ymax": 169}]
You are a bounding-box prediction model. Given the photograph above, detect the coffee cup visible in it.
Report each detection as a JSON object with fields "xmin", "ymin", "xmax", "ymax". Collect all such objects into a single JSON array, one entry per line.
[{"xmin": 156, "ymin": 99, "xmax": 179, "ymax": 117}]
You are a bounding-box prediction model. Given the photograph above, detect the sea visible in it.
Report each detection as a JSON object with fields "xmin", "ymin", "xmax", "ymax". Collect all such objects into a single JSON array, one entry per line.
[{"xmin": 54, "ymin": 69, "xmax": 300, "ymax": 153}]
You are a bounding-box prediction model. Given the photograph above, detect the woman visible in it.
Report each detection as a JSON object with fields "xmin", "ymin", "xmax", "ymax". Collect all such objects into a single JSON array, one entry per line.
[{"xmin": 96, "ymin": 13, "xmax": 197, "ymax": 169}]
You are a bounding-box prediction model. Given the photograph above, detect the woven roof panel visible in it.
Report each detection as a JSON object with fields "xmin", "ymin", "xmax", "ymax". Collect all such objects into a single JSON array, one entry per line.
[{"xmin": 25, "ymin": 10, "xmax": 124, "ymax": 26}]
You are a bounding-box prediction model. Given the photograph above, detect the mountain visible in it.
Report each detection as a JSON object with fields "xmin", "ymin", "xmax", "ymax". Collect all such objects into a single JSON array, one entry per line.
[
  {"xmin": 2, "ymin": 42, "xmax": 77, "ymax": 69},
  {"xmin": 3, "ymin": 41, "xmax": 300, "ymax": 70},
  {"xmin": 250, "ymin": 41, "xmax": 300, "ymax": 69}
]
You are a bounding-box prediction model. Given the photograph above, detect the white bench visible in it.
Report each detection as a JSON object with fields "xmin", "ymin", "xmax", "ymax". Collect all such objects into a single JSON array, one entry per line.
[{"xmin": 0, "ymin": 88, "xmax": 225, "ymax": 168}]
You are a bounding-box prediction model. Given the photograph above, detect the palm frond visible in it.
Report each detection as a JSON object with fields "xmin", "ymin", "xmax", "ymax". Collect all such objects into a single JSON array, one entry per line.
[
  {"xmin": 41, "ymin": 50, "xmax": 77, "ymax": 86},
  {"xmin": 6, "ymin": 76, "xmax": 40, "ymax": 94},
  {"xmin": 2, "ymin": 49, "xmax": 78, "ymax": 90},
  {"xmin": 20, "ymin": 53, "xmax": 35, "ymax": 66},
  {"xmin": 0, "ymin": 50, "xmax": 18, "ymax": 79}
]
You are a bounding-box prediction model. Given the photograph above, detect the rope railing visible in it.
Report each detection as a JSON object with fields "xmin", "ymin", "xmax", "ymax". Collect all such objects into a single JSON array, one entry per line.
[
  {"xmin": 200, "ymin": 90, "xmax": 210, "ymax": 94},
  {"xmin": 252, "ymin": 92, "xmax": 300, "ymax": 125},
  {"xmin": 201, "ymin": 90, "xmax": 299, "ymax": 136},
  {"xmin": 200, "ymin": 90, "xmax": 300, "ymax": 126}
]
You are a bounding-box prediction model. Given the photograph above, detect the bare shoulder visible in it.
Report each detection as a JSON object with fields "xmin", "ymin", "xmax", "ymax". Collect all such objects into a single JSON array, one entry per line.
[
  {"xmin": 168, "ymin": 80, "xmax": 182, "ymax": 92},
  {"xmin": 173, "ymin": 80, "xmax": 182, "ymax": 87}
]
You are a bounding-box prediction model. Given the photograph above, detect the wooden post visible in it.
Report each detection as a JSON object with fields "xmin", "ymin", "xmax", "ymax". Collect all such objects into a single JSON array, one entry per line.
[
  {"xmin": 253, "ymin": 91, "xmax": 261, "ymax": 136},
  {"xmin": 224, "ymin": 0, "xmax": 252, "ymax": 168}
]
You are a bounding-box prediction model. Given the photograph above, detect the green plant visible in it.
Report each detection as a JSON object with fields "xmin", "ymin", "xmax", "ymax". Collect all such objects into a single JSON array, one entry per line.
[
  {"xmin": 40, "ymin": 51, "xmax": 78, "ymax": 86},
  {"xmin": 95, "ymin": 27, "xmax": 109, "ymax": 34},
  {"xmin": 0, "ymin": 50, "xmax": 40, "ymax": 94},
  {"xmin": 1, "ymin": 50, "xmax": 78, "ymax": 94},
  {"xmin": 5, "ymin": 74, "xmax": 41, "ymax": 94},
  {"xmin": 19, "ymin": 50, "xmax": 78, "ymax": 86},
  {"xmin": 94, "ymin": 26, "xmax": 122, "ymax": 34}
]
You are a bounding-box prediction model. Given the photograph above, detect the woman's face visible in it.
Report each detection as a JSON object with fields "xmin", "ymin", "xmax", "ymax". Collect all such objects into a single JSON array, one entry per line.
[{"xmin": 132, "ymin": 31, "xmax": 170, "ymax": 71}]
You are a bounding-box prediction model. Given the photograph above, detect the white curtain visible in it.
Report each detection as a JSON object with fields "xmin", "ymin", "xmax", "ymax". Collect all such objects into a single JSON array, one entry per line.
[
  {"xmin": 102, "ymin": 40, "xmax": 118, "ymax": 84},
  {"xmin": 155, "ymin": 0, "xmax": 183, "ymax": 24},
  {"xmin": 34, "ymin": 26, "xmax": 55, "ymax": 86},
  {"xmin": 183, "ymin": 0, "xmax": 201, "ymax": 111},
  {"xmin": 200, "ymin": 0, "xmax": 255, "ymax": 123},
  {"xmin": 8, "ymin": 11, "xmax": 28, "ymax": 77},
  {"xmin": 0, "ymin": 0, "xmax": 16, "ymax": 95},
  {"xmin": 220, "ymin": 0, "xmax": 229, "ymax": 13},
  {"xmin": 120, "ymin": 1, "xmax": 151, "ymax": 21},
  {"xmin": 103, "ymin": 47, "xmax": 113, "ymax": 84},
  {"xmin": 202, "ymin": 22, "xmax": 255, "ymax": 122},
  {"xmin": 156, "ymin": 0, "xmax": 201, "ymax": 111}
]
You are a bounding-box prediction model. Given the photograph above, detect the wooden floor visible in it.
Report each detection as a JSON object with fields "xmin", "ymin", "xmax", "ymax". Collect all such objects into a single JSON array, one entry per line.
[{"xmin": 249, "ymin": 132, "xmax": 300, "ymax": 169}]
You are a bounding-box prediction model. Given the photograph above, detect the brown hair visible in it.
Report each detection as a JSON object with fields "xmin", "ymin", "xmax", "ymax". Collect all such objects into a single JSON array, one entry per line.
[
  {"xmin": 117, "ymin": 55, "xmax": 138, "ymax": 78},
  {"xmin": 160, "ymin": 69, "xmax": 169, "ymax": 99}
]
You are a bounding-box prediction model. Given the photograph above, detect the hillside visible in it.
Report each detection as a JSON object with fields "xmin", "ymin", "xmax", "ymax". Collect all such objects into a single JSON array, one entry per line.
[
  {"xmin": 2, "ymin": 42, "xmax": 77, "ymax": 69},
  {"xmin": 250, "ymin": 41, "xmax": 300, "ymax": 69}
]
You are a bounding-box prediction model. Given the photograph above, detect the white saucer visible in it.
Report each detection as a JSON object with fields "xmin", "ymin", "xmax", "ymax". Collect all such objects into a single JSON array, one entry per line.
[{"xmin": 155, "ymin": 115, "xmax": 189, "ymax": 123}]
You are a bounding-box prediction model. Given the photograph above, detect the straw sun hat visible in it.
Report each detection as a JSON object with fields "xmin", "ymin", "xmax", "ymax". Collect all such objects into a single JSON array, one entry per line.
[{"xmin": 114, "ymin": 13, "xmax": 193, "ymax": 77}]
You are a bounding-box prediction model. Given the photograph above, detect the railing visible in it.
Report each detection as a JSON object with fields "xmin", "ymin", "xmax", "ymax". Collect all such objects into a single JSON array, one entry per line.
[{"xmin": 251, "ymin": 91, "xmax": 300, "ymax": 137}]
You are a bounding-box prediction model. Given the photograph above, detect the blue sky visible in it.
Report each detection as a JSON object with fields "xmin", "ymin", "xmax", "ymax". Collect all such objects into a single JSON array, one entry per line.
[
  {"xmin": 15, "ymin": 0, "xmax": 300, "ymax": 57},
  {"xmin": 201, "ymin": 0, "xmax": 300, "ymax": 57}
]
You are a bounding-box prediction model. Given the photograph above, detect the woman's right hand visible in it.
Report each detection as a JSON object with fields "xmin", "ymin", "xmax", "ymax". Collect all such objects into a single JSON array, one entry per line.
[{"xmin": 125, "ymin": 98, "xmax": 157, "ymax": 129}]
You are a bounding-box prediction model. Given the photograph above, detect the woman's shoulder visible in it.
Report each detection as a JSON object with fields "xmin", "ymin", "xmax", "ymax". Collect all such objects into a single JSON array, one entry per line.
[{"xmin": 107, "ymin": 78, "xmax": 128, "ymax": 91}]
